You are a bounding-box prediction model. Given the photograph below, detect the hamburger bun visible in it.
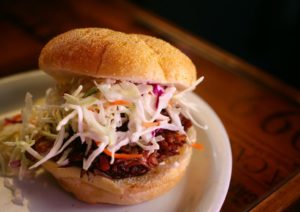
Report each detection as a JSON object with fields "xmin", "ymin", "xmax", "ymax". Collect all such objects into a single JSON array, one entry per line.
[
  {"xmin": 38, "ymin": 28, "xmax": 197, "ymax": 205},
  {"xmin": 43, "ymin": 145, "xmax": 192, "ymax": 205},
  {"xmin": 39, "ymin": 28, "xmax": 196, "ymax": 90}
]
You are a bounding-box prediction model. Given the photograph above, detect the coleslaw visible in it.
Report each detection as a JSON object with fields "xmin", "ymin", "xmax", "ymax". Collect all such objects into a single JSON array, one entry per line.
[{"xmin": 0, "ymin": 78, "xmax": 206, "ymax": 178}]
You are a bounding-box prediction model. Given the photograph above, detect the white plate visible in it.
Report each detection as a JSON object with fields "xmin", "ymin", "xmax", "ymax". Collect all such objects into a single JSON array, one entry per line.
[{"xmin": 0, "ymin": 71, "xmax": 232, "ymax": 212}]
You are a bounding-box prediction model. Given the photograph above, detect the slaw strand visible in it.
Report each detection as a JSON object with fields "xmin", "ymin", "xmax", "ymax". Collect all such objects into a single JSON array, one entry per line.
[
  {"xmin": 29, "ymin": 127, "xmax": 65, "ymax": 169},
  {"xmin": 191, "ymin": 143, "xmax": 204, "ymax": 151},
  {"xmin": 83, "ymin": 86, "xmax": 99, "ymax": 98},
  {"xmin": 1, "ymin": 78, "xmax": 207, "ymax": 173},
  {"xmin": 108, "ymin": 100, "xmax": 131, "ymax": 106},
  {"xmin": 142, "ymin": 121, "xmax": 160, "ymax": 128},
  {"xmin": 174, "ymin": 76, "xmax": 204, "ymax": 98},
  {"xmin": 103, "ymin": 148, "xmax": 143, "ymax": 159}
]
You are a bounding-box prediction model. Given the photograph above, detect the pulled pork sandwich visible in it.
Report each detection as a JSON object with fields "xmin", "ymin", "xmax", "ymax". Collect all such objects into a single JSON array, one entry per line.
[{"xmin": 0, "ymin": 28, "xmax": 206, "ymax": 205}]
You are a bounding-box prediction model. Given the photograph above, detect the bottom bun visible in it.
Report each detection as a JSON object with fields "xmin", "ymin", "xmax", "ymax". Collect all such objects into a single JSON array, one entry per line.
[{"xmin": 42, "ymin": 145, "xmax": 192, "ymax": 205}]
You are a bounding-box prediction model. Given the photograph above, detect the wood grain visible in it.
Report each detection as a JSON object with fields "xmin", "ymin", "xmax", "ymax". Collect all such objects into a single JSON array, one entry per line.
[{"xmin": 251, "ymin": 173, "xmax": 300, "ymax": 211}]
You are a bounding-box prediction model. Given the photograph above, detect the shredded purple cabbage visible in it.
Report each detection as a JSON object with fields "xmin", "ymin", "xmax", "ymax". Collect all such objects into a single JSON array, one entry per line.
[
  {"xmin": 153, "ymin": 84, "xmax": 164, "ymax": 96},
  {"xmin": 152, "ymin": 84, "xmax": 165, "ymax": 108},
  {"xmin": 151, "ymin": 128, "xmax": 163, "ymax": 137},
  {"xmin": 9, "ymin": 160, "xmax": 21, "ymax": 168}
]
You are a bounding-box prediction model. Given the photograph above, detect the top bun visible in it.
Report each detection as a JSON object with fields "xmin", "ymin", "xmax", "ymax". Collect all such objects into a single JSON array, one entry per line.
[{"xmin": 39, "ymin": 28, "xmax": 197, "ymax": 89}]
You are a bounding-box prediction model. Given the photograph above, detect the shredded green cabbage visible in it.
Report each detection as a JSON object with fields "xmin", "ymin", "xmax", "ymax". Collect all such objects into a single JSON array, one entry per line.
[{"xmin": 0, "ymin": 77, "xmax": 206, "ymax": 175}]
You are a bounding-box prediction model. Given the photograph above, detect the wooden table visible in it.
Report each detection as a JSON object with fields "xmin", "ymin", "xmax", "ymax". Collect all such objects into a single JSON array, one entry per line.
[{"xmin": 0, "ymin": 0, "xmax": 299, "ymax": 211}]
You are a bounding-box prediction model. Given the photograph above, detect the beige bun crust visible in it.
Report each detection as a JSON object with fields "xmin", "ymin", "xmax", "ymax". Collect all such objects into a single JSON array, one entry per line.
[
  {"xmin": 42, "ymin": 145, "xmax": 192, "ymax": 205},
  {"xmin": 39, "ymin": 28, "xmax": 197, "ymax": 89}
]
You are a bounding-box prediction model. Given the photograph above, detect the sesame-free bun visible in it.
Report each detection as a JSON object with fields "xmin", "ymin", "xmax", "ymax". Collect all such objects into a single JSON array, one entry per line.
[
  {"xmin": 42, "ymin": 145, "xmax": 192, "ymax": 205},
  {"xmin": 39, "ymin": 28, "xmax": 197, "ymax": 89}
]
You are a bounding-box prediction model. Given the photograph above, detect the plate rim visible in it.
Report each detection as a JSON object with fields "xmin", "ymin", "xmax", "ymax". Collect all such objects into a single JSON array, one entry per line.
[{"xmin": 189, "ymin": 92, "xmax": 232, "ymax": 211}]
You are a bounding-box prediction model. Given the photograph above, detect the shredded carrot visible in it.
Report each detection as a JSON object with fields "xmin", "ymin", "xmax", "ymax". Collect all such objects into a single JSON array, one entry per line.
[
  {"xmin": 142, "ymin": 121, "xmax": 160, "ymax": 128},
  {"xmin": 191, "ymin": 143, "xmax": 204, "ymax": 151},
  {"xmin": 109, "ymin": 100, "xmax": 131, "ymax": 106},
  {"xmin": 103, "ymin": 148, "xmax": 143, "ymax": 159},
  {"xmin": 95, "ymin": 140, "xmax": 101, "ymax": 146}
]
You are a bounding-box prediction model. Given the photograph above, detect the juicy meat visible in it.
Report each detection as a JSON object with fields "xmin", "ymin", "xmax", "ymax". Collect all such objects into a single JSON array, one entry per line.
[
  {"xmin": 31, "ymin": 115, "xmax": 192, "ymax": 179},
  {"xmin": 97, "ymin": 155, "xmax": 110, "ymax": 171},
  {"xmin": 108, "ymin": 159, "xmax": 149, "ymax": 179},
  {"xmin": 91, "ymin": 130, "xmax": 187, "ymax": 179},
  {"xmin": 157, "ymin": 131, "xmax": 186, "ymax": 160},
  {"xmin": 25, "ymin": 137, "xmax": 54, "ymax": 161},
  {"xmin": 68, "ymin": 138, "xmax": 86, "ymax": 166},
  {"xmin": 180, "ymin": 114, "xmax": 192, "ymax": 130}
]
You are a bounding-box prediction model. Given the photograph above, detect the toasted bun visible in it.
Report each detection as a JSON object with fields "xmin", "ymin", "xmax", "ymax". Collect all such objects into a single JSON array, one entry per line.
[
  {"xmin": 42, "ymin": 145, "xmax": 192, "ymax": 205},
  {"xmin": 39, "ymin": 28, "xmax": 197, "ymax": 89}
]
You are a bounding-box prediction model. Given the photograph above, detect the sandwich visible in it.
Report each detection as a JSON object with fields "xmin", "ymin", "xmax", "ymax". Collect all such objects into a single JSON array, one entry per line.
[{"xmin": 0, "ymin": 28, "xmax": 206, "ymax": 205}]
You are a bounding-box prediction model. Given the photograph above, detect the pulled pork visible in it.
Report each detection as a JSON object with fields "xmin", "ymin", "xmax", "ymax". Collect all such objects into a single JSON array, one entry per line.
[{"xmin": 30, "ymin": 116, "xmax": 192, "ymax": 179}]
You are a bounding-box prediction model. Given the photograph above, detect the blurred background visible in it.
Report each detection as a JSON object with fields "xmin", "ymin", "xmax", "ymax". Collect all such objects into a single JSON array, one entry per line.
[
  {"xmin": 0, "ymin": 0, "xmax": 299, "ymax": 89},
  {"xmin": 132, "ymin": 0, "xmax": 300, "ymax": 89}
]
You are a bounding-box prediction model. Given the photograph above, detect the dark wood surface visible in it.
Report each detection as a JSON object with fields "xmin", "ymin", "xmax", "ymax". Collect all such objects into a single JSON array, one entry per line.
[{"xmin": 0, "ymin": 0, "xmax": 299, "ymax": 211}]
